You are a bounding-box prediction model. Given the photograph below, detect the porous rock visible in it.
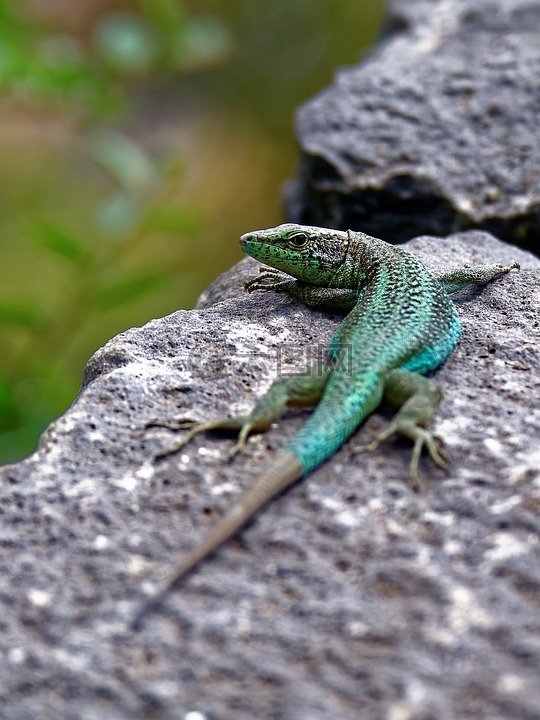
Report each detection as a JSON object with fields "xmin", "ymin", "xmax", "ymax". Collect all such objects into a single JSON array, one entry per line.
[
  {"xmin": 0, "ymin": 232, "xmax": 539, "ymax": 720},
  {"xmin": 289, "ymin": 0, "xmax": 540, "ymax": 252}
]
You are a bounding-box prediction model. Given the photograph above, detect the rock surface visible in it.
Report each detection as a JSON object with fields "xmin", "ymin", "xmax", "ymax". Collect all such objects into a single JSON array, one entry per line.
[
  {"xmin": 289, "ymin": 0, "xmax": 540, "ymax": 252},
  {"xmin": 1, "ymin": 232, "xmax": 539, "ymax": 720}
]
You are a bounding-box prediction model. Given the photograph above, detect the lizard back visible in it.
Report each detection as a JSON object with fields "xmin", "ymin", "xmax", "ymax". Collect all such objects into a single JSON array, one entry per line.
[{"xmin": 287, "ymin": 236, "xmax": 461, "ymax": 473}]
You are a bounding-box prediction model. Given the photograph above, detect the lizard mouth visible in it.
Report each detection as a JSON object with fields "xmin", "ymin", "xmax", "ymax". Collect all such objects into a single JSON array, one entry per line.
[
  {"xmin": 239, "ymin": 233, "xmax": 265, "ymax": 256},
  {"xmin": 239, "ymin": 232, "xmax": 252, "ymax": 249}
]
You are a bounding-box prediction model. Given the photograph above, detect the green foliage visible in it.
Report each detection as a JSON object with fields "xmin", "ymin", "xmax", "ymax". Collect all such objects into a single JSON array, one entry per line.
[
  {"xmin": 0, "ymin": 0, "xmax": 383, "ymax": 465},
  {"xmin": 0, "ymin": 0, "xmax": 232, "ymax": 463},
  {"xmin": 0, "ymin": 0, "xmax": 118, "ymax": 116},
  {"xmin": 0, "ymin": 140, "xmax": 206, "ymax": 463},
  {"xmin": 0, "ymin": 0, "xmax": 233, "ymax": 115},
  {"xmin": 95, "ymin": 4, "xmax": 233, "ymax": 74},
  {"xmin": 29, "ymin": 220, "xmax": 90, "ymax": 266}
]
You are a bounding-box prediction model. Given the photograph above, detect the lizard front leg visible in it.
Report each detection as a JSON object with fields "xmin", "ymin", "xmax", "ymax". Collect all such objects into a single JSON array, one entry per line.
[
  {"xmin": 152, "ymin": 370, "xmax": 331, "ymax": 459},
  {"xmin": 438, "ymin": 261, "xmax": 519, "ymax": 295},
  {"xmin": 245, "ymin": 266, "xmax": 359, "ymax": 311},
  {"xmin": 351, "ymin": 368, "xmax": 447, "ymax": 492}
]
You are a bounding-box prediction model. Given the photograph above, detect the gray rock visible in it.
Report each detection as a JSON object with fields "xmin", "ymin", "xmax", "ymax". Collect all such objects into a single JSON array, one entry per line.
[
  {"xmin": 1, "ymin": 231, "xmax": 539, "ymax": 720},
  {"xmin": 289, "ymin": 0, "xmax": 540, "ymax": 252}
]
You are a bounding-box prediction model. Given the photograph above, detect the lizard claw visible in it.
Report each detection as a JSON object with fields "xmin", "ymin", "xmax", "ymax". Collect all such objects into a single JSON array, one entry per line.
[
  {"xmin": 153, "ymin": 423, "xmax": 205, "ymax": 459},
  {"xmin": 146, "ymin": 418, "xmax": 200, "ymax": 459},
  {"xmin": 244, "ymin": 267, "xmax": 294, "ymax": 294},
  {"xmin": 226, "ymin": 422, "xmax": 255, "ymax": 459},
  {"xmin": 351, "ymin": 427, "xmax": 393, "ymax": 455},
  {"xmin": 431, "ymin": 433, "xmax": 449, "ymax": 466},
  {"xmin": 407, "ymin": 428, "xmax": 449, "ymax": 493},
  {"xmin": 148, "ymin": 415, "xmax": 259, "ymax": 461},
  {"xmin": 148, "ymin": 417, "xmax": 224, "ymax": 459},
  {"xmin": 146, "ymin": 418, "xmax": 196, "ymax": 431},
  {"xmin": 351, "ymin": 422, "xmax": 449, "ymax": 493}
]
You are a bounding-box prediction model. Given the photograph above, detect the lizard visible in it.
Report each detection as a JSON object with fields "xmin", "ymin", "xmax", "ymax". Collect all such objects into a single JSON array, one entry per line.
[{"xmin": 132, "ymin": 223, "xmax": 519, "ymax": 628}]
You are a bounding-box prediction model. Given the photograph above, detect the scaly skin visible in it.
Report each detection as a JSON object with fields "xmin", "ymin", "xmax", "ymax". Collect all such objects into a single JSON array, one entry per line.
[{"xmin": 132, "ymin": 224, "xmax": 519, "ymax": 628}]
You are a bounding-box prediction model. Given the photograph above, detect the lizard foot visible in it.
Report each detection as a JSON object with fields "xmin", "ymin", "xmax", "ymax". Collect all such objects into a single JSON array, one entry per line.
[
  {"xmin": 352, "ymin": 422, "xmax": 448, "ymax": 492},
  {"xmin": 244, "ymin": 267, "xmax": 294, "ymax": 294},
  {"xmin": 148, "ymin": 417, "xmax": 257, "ymax": 460}
]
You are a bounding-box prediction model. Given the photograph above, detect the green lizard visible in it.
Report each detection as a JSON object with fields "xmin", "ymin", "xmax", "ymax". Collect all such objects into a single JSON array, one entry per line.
[{"xmin": 133, "ymin": 223, "xmax": 518, "ymax": 626}]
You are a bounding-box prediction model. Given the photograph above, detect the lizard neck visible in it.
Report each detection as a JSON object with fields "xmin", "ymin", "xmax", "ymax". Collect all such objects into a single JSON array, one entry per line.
[{"xmin": 328, "ymin": 230, "xmax": 391, "ymax": 291}]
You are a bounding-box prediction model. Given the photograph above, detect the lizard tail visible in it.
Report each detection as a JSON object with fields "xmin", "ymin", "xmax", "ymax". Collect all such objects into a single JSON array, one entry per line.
[{"xmin": 132, "ymin": 451, "xmax": 301, "ymax": 629}]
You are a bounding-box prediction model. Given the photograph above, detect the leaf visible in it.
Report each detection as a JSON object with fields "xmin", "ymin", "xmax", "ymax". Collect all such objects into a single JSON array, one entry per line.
[
  {"xmin": 0, "ymin": 300, "xmax": 42, "ymax": 328},
  {"xmin": 93, "ymin": 11, "xmax": 160, "ymax": 74},
  {"xmin": 173, "ymin": 16, "xmax": 234, "ymax": 72},
  {"xmin": 94, "ymin": 193, "xmax": 142, "ymax": 237},
  {"xmin": 90, "ymin": 129, "xmax": 158, "ymax": 194},
  {"xmin": 29, "ymin": 220, "xmax": 89, "ymax": 265}
]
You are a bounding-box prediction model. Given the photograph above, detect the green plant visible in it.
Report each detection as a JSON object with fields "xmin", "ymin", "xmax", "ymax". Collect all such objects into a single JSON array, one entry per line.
[{"xmin": 0, "ymin": 0, "xmax": 233, "ymax": 463}]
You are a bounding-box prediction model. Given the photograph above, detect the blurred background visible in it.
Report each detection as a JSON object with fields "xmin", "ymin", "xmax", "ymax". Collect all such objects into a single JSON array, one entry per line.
[{"xmin": 0, "ymin": 0, "xmax": 384, "ymax": 464}]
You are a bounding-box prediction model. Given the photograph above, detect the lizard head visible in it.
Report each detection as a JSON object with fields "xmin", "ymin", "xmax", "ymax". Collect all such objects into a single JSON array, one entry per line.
[{"xmin": 240, "ymin": 223, "xmax": 349, "ymax": 285}]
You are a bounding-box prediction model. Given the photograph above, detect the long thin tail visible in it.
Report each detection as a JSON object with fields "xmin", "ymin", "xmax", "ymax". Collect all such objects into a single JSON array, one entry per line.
[{"xmin": 131, "ymin": 451, "xmax": 302, "ymax": 629}]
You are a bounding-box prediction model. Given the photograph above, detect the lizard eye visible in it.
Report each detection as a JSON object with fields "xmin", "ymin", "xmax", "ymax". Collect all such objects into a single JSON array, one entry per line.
[{"xmin": 288, "ymin": 233, "xmax": 309, "ymax": 248}]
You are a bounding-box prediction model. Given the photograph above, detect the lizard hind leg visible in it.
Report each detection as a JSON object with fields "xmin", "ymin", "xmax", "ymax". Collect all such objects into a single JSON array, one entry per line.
[
  {"xmin": 151, "ymin": 369, "xmax": 331, "ymax": 460},
  {"xmin": 351, "ymin": 368, "xmax": 448, "ymax": 492},
  {"xmin": 150, "ymin": 416, "xmax": 259, "ymax": 460}
]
